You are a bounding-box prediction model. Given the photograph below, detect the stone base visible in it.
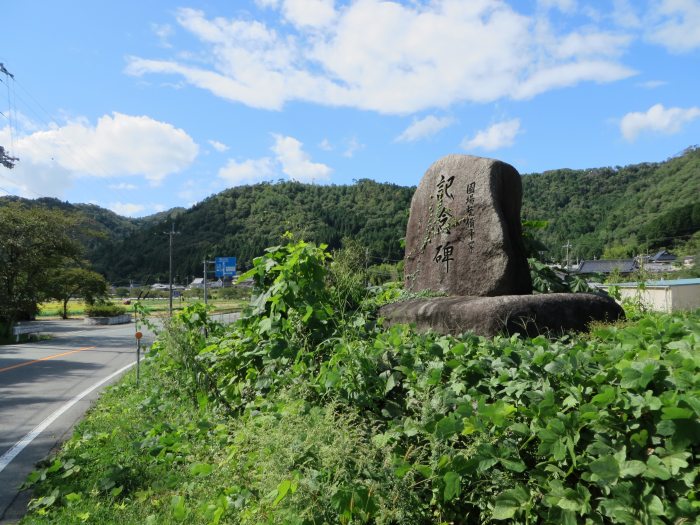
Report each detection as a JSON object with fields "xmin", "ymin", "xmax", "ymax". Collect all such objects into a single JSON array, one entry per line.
[{"xmin": 379, "ymin": 293, "xmax": 624, "ymax": 337}]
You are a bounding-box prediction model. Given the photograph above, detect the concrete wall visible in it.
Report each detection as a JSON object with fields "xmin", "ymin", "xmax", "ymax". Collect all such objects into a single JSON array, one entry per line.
[
  {"xmin": 615, "ymin": 284, "xmax": 699, "ymax": 312},
  {"xmin": 84, "ymin": 314, "xmax": 132, "ymax": 326}
]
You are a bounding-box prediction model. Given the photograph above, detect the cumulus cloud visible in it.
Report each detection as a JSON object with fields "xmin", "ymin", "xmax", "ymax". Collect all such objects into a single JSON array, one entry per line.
[
  {"xmin": 620, "ymin": 103, "xmax": 700, "ymax": 141},
  {"xmin": 1, "ymin": 113, "xmax": 198, "ymax": 196},
  {"xmin": 272, "ymin": 134, "xmax": 332, "ymax": 181},
  {"xmin": 108, "ymin": 202, "xmax": 146, "ymax": 216},
  {"xmin": 218, "ymin": 134, "xmax": 331, "ymax": 186},
  {"xmin": 208, "ymin": 139, "xmax": 229, "ymax": 152},
  {"xmin": 218, "ymin": 157, "xmax": 276, "ymax": 185},
  {"xmin": 395, "ymin": 115, "xmax": 455, "ymax": 142},
  {"xmin": 125, "ymin": 2, "xmax": 635, "ymax": 114},
  {"xmin": 1, "ymin": 114, "xmax": 197, "ymax": 200},
  {"xmin": 280, "ymin": 0, "xmax": 337, "ymax": 28},
  {"xmin": 647, "ymin": 0, "xmax": 700, "ymax": 52},
  {"xmin": 461, "ymin": 119, "xmax": 521, "ymax": 151}
]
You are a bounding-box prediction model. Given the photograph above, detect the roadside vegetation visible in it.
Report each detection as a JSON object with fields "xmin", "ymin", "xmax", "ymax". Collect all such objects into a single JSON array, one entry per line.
[
  {"xmin": 19, "ymin": 241, "xmax": 700, "ymax": 524},
  {"xmin": 36, "ymin": 295, "xmax": 247, "ymax": 320}
]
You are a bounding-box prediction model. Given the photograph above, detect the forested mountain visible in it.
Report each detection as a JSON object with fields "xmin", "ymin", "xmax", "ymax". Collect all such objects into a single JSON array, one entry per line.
[
  {"xmin": 89, "ymin": 179, "xmax": 414, "ymax": 284},
  {"xmin": 2, "ymin": 147, "xmax": 698, "ymax": 284},
  {"xmin": 521, "ymin": 146, "xmax": 700, "ymax": 261}
]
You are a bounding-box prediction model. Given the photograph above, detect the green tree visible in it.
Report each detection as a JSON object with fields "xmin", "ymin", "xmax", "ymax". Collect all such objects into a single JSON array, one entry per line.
[
  {"xmin": 0, "ymin": 203, "xmax": 82, "ymax": 333},
  {"xmin": 0, "ymin": 145, "xmax": 18, "ymax": 169},
  {"xmin": 45, "ymin": 267, "xmax": 108, "ymax": 319}
]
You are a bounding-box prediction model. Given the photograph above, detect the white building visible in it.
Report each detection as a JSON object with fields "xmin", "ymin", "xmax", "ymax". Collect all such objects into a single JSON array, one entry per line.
[{"xmin": 599, "ymin": 278, "xmax": 700, "ymax": 313}]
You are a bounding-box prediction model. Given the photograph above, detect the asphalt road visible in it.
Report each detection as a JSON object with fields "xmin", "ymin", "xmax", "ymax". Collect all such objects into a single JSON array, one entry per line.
[{"xmin": 0, "ymin": 319, "xmax": 153, "ymax": 523}]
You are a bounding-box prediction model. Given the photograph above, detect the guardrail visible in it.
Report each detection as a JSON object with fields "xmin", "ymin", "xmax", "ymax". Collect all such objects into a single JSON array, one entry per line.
[
  {"xmin": 209, "ymin": 311, "xmax": 241, "ymax": 325},
  {"xmin": 11, "ymin": 323, "xmax": 43, "ymax": 342}
]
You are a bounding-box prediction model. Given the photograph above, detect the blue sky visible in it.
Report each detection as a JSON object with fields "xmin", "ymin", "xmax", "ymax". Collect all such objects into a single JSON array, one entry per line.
[{"xmin": 1, "ymin": 0, "xmax": 699, "ymax": 217}]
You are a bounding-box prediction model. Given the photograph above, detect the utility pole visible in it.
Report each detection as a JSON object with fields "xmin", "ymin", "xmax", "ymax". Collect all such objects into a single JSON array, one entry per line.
[
  {"xmin": 563, "ymin": 240, "xmax": 572, "ymax": 270},
  {"xmin": 164, "ymin": 222, "xmax": 180, "ymax": 316},
  {"xmin": 203, "ymin": 258, "xmax": 214, "ymax": 305}
]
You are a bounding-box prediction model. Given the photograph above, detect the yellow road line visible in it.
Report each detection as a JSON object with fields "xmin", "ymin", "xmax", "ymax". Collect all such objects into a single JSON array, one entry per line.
[{"xmin": 0, "ymin": 346, "xmax": 97, "ymax": 374}]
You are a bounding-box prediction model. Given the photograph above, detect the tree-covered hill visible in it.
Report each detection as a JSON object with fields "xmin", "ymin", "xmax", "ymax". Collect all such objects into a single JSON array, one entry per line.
[
  {"xmin": 521, "ymin": 146, "xmax": 700, "ymax": 261},
  {"xmin": 89, "ymin": 179, "xmax": 414, "ymax": 284},
  {"xmin": 2, "ymin": 147, "xmax": 698, "ymax": 284}
]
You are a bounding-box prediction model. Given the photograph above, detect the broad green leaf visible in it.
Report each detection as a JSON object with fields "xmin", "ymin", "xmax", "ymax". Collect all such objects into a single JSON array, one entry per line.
[
  {"xmin": 589, "ymin": 455, "xmax": 620, "ymax": 483},
  {"xmin": 443, "ymin": 471, "xmax": 461, "ymax": 501},
  {"xmin": 660, "ymin": 451, "xmax": 689, "ymax": 474},
  {"xmin": 171, "ymin": 495, "xmax": 187, "ymax": 522},
  {"xmin": 384, "ymin": 373, "xmax": 397, "ymax": 395},
  {"xmin": 646, "ymin": 495, "xmax": 664, "ymax": 516},
  {"xmin": 434, "ymin": 415, "xmax": 461, "ymax": 440},
  {"xmin": 620, "ymin": 460, "xmax": 646, "ymax": 478},
  {"xmin": 643, "ymin": 455, "xmax": 671, "ymax": 480},
  {"xmin": 591, "ymin": 387, "xmax": 616, "ymax": 406},
  {"xmin": 499, "ymin": 458, "xmax": 527, "ymax": 472},
  {"xmin": 273, "ymin": 479, "xmax": 291, "ymax": 506},
  {"xmin": 492, "ymin": 486, "xmax": 529, "ymax": 520},
  {"xmin": 661, "ymin": 406, "xmax": 694, "ymax": 420},
  {"xmin": 190, "ymin": 463, "xmax": 214, "ymax": 476}
]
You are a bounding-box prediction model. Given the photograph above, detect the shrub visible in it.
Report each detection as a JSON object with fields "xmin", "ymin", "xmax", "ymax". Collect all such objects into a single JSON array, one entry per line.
[{"xmin": 84, "ymin": 303, "xmax": 127, "ymax": 317}]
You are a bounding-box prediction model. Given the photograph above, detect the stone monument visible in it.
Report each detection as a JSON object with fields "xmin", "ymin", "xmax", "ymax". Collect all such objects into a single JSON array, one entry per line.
[
  {"xmin": 381, "ymin": 155, "xmax": 623, "ymax": 337},
  {"xmin": 404, "ymin": 155, "xmax": 531, "ymax": 296}
]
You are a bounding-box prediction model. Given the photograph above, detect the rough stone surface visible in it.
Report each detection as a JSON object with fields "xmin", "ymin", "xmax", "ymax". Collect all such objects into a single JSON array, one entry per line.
[
  {"xmin": 405, "ymin": 154, "xmax": 532, "ymax": 297},
  {"xmin": 379, "ymin": 293, "xmax": 624, "ymax": 337}
]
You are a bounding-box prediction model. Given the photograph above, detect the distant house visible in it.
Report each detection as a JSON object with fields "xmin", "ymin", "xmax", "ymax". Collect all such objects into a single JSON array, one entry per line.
[
  {"xmin": 645, "ymin": 250, "xmax": 679, "ymax": 273},
  {"xmin": 574, "ymin": 259, "xmax": 637, "ymax": 276},
  {"xmin": 187, "ymin": 278, "xmax": 223, "ymax": 289},
  {"xmin": 598, "ymin": 278, "xmax": 700, "ymax": 312},
  {"xmin": 188, "ymin": 278, "xmax": 204, "ymax": 289},
  {"xmin": 648, "ymin": 249, "xmax": 676, "ymax": 263}
]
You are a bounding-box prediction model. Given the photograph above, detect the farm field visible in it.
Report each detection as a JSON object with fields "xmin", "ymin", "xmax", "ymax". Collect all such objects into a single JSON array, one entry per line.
[{"xmin": 36, "ymin": 297, "xmax": 247, "ymax": 319}]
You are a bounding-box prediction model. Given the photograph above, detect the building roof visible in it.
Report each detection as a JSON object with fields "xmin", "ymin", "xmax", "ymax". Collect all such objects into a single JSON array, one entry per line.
[
  {"xmin": 649, "ymin": 250, "xmax": 676, "ymax": 262},
  {"xmin": 609, "ymin": 278, "xmax": 700, "ymax": 288},
  {"xmin": 575, "ymin": 259, "xmax": 637, "ymax": 275}
]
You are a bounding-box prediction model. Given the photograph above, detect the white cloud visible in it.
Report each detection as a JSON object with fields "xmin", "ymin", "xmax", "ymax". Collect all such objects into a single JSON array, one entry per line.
[
  {"xmin": 638, "ymin": 79, "xmax": 667, "ymax": 89},
  {"xmin": 108, "ymin": 182, "xmax": 138, "ymax": 190},
  {"xmin": 537, "ymin": 0, "xmax": 577, "ymax": 13},
  {"xmin": 272, "ymin": 134, "xmax": 332, "ymax": 181},
  {"xmin": 217, "ymin": 134, "xmax": 331, "ymax": 186},
  {"xmin": 152, "ymin": 23, "xmax": 174, "ymax": 48},
  {"xmin": 3, "ymin": 113, "xmax": 198, "ymax": 191},
  {"xmin": 395, "ymin": 115, "xmax": 455, "ymax": 142},
  {"xmin": 280, "ymin": 0, "xmax": 337, "ymax": 28},
  {"xmin": 208, "ymin": 139, "xmax": 229, "ymax": 152},
  {"xmin": 620, "ymin": 103, "xmax": 700, "ymax": 141},
  {"xmin": 342, "ymin": 137, "xmax": 364, "ymax": 158},
  {"xmin": 218, "ymin": 157, "xmax": 276, "ymax": 185},
  {"xmin": 461, "ymin": 119, "xmax": 521, "ymax": 151},
  {"xmin": 318, "ymin": 138, "xmax": 333, "ymax": 151},
  {"xmin": 125, "ymin": 2, "xmax": 635, "ymax": 114},
  {"xmin": 109, "ymin": 202, "xmax": 146, "ymax": 217},
  {"xmin": 648, "ymin": 0, "xmax": 700, "ymax": 52}
]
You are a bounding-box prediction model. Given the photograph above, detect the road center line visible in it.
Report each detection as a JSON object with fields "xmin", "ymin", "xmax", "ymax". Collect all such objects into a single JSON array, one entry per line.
[
  {"xmin": 0, "ymin": 346, "xmax": 97, "ymax": 374},
  {"xmin": 0, "ymin": 360, "xmax": 136, "ymax": 474}
]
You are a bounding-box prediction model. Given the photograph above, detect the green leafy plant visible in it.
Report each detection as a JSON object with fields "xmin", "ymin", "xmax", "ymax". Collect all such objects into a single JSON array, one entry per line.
[{"xmin": 84, "ymin": 302, "xmax": 126, "ymax": 317}]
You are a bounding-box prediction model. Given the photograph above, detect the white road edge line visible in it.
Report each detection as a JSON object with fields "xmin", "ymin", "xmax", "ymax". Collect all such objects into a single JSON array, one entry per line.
[{"xmin": 0, "ymin": 361, "xmax": 136, "ymax": 474}]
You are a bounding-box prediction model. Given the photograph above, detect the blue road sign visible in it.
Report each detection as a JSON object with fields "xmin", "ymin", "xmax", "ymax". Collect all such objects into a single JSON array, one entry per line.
[{"xmin": 215, "ymin": 257, "xmax": 237, "ymax": 278}]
